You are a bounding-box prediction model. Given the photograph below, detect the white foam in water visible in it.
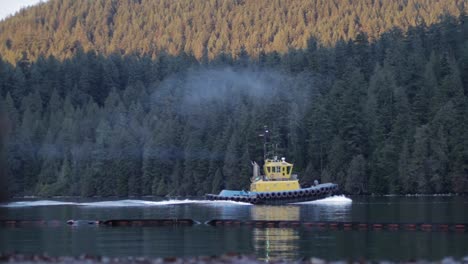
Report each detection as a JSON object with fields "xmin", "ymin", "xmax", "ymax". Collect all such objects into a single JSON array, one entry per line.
[
  {"xmin": 1, "ymin": 198, "xmax": 254, "ymax": 208},
  {"xmin": 203, "ymin": 200, "xmax": 252, "ymax": 206},
  {"xmin": 79, "ymin": 199, "xmax": 201, "ymax": 207},
  {"xmin": 291, "ymin": 195, "xmax": 352, "ymax": 205},
  {"xmin": 2, "ymin": 200, "xmax": 77, "ymax": 207},
  {"xmin": 3, "ymin": 197, "xmax": 354, "ymax": 208}
]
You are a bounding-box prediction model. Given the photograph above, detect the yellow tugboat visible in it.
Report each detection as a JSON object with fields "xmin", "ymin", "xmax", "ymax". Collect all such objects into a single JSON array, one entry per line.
[{"xmin": 205, "ymin": 128, "xmax": 339, "ymax": 204}]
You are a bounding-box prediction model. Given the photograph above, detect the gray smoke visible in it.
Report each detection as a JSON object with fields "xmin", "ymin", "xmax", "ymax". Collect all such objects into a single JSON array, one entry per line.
[
  {"xmin": 151, "ymin": 67, "xmax": 292, "ymax": 111},
  {"xmin": 181, "ymin": 67, "xmax": 287, "ymax": 104}
]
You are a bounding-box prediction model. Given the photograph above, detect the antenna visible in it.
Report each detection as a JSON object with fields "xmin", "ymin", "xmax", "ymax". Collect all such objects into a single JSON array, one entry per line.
[
  {"xmin": 258, "ymin": 125, "xmax": 269, "ymax": 161},
  {"xmin": 264, "ymin": 126, "xmax": 268, "ymax": 160}
]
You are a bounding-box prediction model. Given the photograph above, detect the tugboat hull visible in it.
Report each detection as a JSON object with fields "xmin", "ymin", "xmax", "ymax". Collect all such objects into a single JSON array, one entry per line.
[{"xmin": 206, "ymin": 183, "xmax": 339, "ymax": 205}]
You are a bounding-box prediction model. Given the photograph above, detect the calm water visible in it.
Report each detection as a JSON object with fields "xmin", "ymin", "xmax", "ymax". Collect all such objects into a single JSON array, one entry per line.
[{"xmin": 1, "ymin": 196, "xmax": 468, "ymax": 261}]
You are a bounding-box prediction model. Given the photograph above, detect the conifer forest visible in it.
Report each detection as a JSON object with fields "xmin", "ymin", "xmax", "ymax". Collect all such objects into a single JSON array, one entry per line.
[{"xmin": 0, "ymin": 0, "xmax": 468, "ymax": 197}]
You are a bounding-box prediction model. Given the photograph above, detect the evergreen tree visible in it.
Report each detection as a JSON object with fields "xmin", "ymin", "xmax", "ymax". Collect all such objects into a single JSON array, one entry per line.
[
  {"xmin": 345, "ymin": 155, "xmax": 367, "ymax": 194},
  {"xmin": 223, "ymin": 131, "xmax": 243, "ymax": 189},
  {"xmin": 398, "ymin": 140, "xmax": 412, "ymax": 194},
  {"xmin": 409, "ymin": 125, "xmax": 431, "ymax": 194},
  {"xmin": 211, "ymin": 168, "xmax": 224, "ymax": 193}
]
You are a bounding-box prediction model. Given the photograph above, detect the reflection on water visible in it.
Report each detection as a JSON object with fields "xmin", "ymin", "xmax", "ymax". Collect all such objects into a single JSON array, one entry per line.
[
  {"xmin": 251, "ymin": 205, "xmax": 300, "ymax": 221},
  {"xmin": 300, "ymin": 195, "xmax": 353, "ymax": 222},
  {"xmin": 251, "ymin": 206, "xmax": 301, "ymax": 261},
  {"xmin": 249, "ymin": 197, "xmax": 353, "ymax": 261},
  {"xmin": 254, "ymin": 228, "xmax": 300, "ymax": 261}
]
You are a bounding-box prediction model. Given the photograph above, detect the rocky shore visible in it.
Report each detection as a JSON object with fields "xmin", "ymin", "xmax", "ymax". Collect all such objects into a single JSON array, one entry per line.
[{"xmin": 1, "ymin": 253, "xmax": 468, "ymax": 264}]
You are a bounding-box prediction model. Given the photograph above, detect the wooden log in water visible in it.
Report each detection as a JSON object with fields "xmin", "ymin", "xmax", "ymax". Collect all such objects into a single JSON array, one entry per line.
[{"xmin": 101, "ymin": 219, "xmax": 196, "ymax": 226}]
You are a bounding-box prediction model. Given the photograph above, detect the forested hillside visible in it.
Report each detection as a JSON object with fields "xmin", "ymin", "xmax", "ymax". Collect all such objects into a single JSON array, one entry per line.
[
  {"xmin": 1, "ymin": 1, "xmax": 468, "ymax": 197},
  {"xmin": 0, "ymin": 0, "xmax": 466, "ymax": 62}
]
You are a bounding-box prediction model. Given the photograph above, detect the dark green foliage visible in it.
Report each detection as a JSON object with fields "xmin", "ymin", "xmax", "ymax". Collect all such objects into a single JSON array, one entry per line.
[
  {"xmin": 1, "ymin": 3, "xmax": 468, "ymax": 196},
  {"xmin": 410, "ymin": 125, "xmax": 432, "ymax": 194},
  {"xmin": 345, "ymin": 155, "xmax": 367, "ymax": 194},
  {"xmin": 223, "ymin": 131, "xmax": 243, "ymax": 190},
  {"xmin": 211, "ymin": 168, "xmax": 224, "ymax": 194}
]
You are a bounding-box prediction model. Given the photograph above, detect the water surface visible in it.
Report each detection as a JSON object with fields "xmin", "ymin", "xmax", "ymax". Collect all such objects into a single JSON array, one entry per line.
[{"xmin": 1, "ymin": 196, "xmax": 467, "ymax": 261}]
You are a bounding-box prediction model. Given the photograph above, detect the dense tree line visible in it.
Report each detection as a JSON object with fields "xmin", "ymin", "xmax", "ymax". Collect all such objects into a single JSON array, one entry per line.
[
  {"xmin": 0, "ymin": 0, "xmax": 467, "ymax": 63},
  {"xmin": 1, "ymin": 13, "xmax": 468, "ymax": 197}
]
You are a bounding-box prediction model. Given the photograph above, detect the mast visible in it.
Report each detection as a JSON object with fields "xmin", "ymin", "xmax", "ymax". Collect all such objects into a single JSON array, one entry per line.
[
  {"xmin": 263, "ymin": 126, "xmax": 269, "ymax": 160},
  {"xmin": 259, "ymin": 125, "xmax": 270, "ymax": 161}
]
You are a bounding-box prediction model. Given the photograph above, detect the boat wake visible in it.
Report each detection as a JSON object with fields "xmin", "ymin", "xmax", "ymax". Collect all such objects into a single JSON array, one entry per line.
[
  {"xmin": 1, "ymin": 199, "xmax": 252, "ymax": 208},
  {"xmin": 291, "ymin": 195, "xmax": 352, "ymax": 205},
  {"xmin": 78, "ymin": 199, "xmax": 202, "ymax": 207},
  {"xmin": 2, "ymin": 197, "xmax": 348, "ymax": 208},
  {"xmin": 2, "ymin": 200, "xmax": 77, "ymax": 207},
  {"xmin": 79, "ymin": 199, "xmax": 252, "ymax": 207},
  {"xmin": 200, "ymin": 200, "xmax": 252, "ymax": 206}
]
